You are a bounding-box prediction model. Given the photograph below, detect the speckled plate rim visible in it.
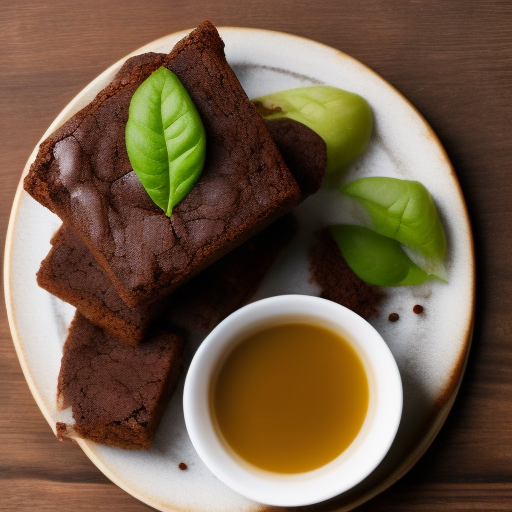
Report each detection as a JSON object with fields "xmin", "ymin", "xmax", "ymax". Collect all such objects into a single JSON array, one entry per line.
[{"xmin": 4, "ymin": 26, "xmax": 475, "ymax": 512}]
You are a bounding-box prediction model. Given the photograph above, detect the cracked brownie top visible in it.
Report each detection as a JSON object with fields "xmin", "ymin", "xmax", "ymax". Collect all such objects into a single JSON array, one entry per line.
[{"xmin": 24, "ymin": 21, "xmax": 302, "ymax": 306}]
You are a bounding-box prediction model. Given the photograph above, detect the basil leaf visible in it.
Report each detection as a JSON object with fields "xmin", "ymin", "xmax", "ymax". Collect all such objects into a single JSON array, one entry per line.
[
  {"xmin": 341, "ymin": 177, "xmax": 447, "ymax": 279},
  {"xmin": 126, "ymin": 66, "xmax": 206, "ymax": 216},
  {"xmin": 330, "ymin": 225, "xmax": 429, "ymax": 287},
  {"xmin": 253, "ymin": 86, "xmax": 372, "ymax": 175}
]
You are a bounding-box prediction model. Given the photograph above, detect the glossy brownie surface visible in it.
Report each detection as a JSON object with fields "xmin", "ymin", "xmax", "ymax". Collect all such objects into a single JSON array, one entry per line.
[{"xmin": 25, "ymin": 21, "xmax": 302, "ymax": 306}]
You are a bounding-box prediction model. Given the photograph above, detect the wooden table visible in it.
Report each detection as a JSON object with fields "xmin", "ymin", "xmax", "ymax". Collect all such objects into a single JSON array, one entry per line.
[{"xmin": 1, "ymin": 1, "xmax": 511, "ymax": 510}]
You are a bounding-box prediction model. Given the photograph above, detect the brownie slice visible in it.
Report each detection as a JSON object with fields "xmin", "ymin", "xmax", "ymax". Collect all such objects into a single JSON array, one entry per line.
[
  {"xmin": 308, "ymin": 229, "xmax": 384, "ymax": 319},
  {"xmin": 24, "ymin": 21, "xmax": 303, "ymax": 307},
  {"xmin": 37, "ymin": 227, "xmax": 167, "ymax": 345},
  {"xmin": 263, "ymin": 118, "xmax": 326, "ymax": 200},
  {"xmin": 56, "ymin": 313, "xmax": 184, "ymax": 449}
]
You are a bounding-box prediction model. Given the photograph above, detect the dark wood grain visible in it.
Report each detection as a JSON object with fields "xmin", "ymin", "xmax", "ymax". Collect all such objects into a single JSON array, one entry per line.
[{"xmin": 1, "ymin": 1, "xmax": 511, "ymax": 510}]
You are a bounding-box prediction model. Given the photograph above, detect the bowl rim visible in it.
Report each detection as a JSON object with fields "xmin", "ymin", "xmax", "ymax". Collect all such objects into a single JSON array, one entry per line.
[{"xmin": 183, "ymin": 294, "xmax": 403, "ymax": 507}]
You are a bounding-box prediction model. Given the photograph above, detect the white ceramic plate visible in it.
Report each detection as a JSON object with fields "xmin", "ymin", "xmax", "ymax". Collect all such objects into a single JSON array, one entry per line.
[{"xmin": 4, "ymin": 27, "xmax": 475, "ymax": 511}]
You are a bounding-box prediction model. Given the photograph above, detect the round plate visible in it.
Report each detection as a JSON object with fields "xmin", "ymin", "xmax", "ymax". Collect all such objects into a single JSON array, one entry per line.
[{"xmin": 4, "ymin": 27, "xmax": 475, "ymax": 511}]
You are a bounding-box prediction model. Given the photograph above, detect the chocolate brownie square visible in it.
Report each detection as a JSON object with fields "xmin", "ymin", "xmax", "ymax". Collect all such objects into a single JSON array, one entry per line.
[
  {"xmin": 24, "ymin": 21, "xmax": 303, "ymax": 306},
  {"xmin": 56, "ymin": 313, "xmax": 184, "ymax": 449}
]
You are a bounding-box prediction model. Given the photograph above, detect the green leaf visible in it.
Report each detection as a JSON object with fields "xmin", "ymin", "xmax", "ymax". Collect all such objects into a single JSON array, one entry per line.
[
  {"xmin": 330, "ymin": 225, "xmax": 429, "ymax": 286},
  {"xmin": 341, "ymin": 177, "xmax": 447, "ymax": 279},
  {"xmin": 125, "ymin": 66, "xmax": 206, "ymax": 216},
  {"xmin": 252, "ymin": 86, "xmax": 372, "ymax": 175}
]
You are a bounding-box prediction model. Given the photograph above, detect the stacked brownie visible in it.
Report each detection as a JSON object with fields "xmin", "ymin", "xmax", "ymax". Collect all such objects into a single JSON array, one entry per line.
[
  {"xmin": 25, "ymin": 22, "xmax": 326, "ymax": 448},
  {"xmin": 37, "ymin": 227, "xmax": 167, "ymax": 345},
  {"xmin": 25, "ymin": 22, "xmax": 303, "ymax": 308}
]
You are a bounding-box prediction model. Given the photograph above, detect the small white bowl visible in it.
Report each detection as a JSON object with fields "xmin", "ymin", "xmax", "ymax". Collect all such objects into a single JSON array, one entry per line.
[{"xmin": 183, "ymin": 295, "xmax": 402, "ymax": 507}]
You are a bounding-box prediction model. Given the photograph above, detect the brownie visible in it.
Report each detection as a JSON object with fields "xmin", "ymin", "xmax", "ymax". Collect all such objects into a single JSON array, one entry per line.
[
  {"xmin": 309, "ymin": 229, "xmax": 384, "ymax": 319},
  {"xmin": 37, "ymin": 227, "xmax": 167, "ymax": 345},
  {"xmin": 24, "ymin": 21, "xmax": 304, "ymax": 307},
  {"xmin": 263, "ymin": 118, "xmax": 326, "ymax": 199},
  {"xmin": 56, "ymin": 313, "xmax": 184, "ymax": 449}
]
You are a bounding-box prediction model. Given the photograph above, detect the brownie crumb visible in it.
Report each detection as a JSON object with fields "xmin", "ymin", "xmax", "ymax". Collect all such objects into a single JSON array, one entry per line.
[
  {"xmin": 413, "ymin": 304, "xmax": 424, "ymax": 314},
  {"xmin": 179, "ymin": 462, "xmax": 188, "ymax": 470},
  {"xmin": 56, "ymin": 422, "xmax": 77, "ymax": 444},
  {"xmin": 388, "ymin": 312, "xmax": 400, "ymax": 322},
  {"xmin": 308, "ymin": 229, "xmax": 384, "ymax": 319}
]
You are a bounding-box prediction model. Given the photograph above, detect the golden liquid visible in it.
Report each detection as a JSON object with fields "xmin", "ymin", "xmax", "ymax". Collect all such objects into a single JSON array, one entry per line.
[{"xmin": 211, "ymin": 323, "xmax": 369, "ymax": 473}]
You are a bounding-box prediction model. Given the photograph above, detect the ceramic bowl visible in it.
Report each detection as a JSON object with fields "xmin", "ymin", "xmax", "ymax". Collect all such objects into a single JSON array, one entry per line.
[{"xmin": 183, "ymin": 295, "xmax": 403, "ymax": 507}]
